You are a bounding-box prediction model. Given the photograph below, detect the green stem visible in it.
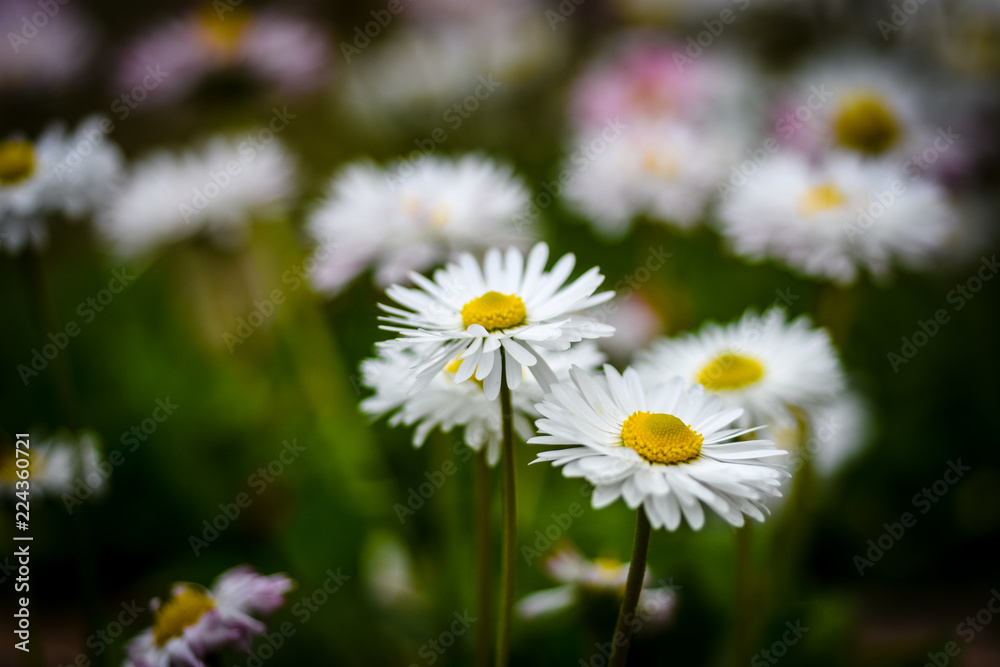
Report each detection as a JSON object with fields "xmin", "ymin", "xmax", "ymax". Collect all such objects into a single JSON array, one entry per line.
[
  {"xmin": 475, "ymin": 448, "xmax": 493, "ymax": 667},
  {"xmin": 734, "ymin": 523, "xmax": 754, "ymax": 667},
  {"xmin": 494, "ymin": 349, "xmax": 517, "ymax": 667},
  {"xmin": 608, "ymin": 509, "xmax": 652, "ymax": 667}
]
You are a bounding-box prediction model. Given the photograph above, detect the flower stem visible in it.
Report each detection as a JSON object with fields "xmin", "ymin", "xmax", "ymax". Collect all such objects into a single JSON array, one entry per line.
[
  {"xmin": 495, "ymin": 349, "xmax": 517, "ymax": 667},
  {"xmin": 475, "ymin": 447, "xmax": 493, "ymax": 667},
  {"xmin": 734, "ymin": 523, "xmax": 754, "ymax": 667},
  {"xmin": 609, "ymin": 509, "xmax": 652, "ymax": 667}
]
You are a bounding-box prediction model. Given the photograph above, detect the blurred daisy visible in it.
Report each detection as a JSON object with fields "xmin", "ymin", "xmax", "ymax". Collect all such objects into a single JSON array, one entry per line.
[
  {"xmin": 116, "ymin": 8, "xmax": 331, "ymax": 107},
  {"xmin": 1, "ymin": 117, "xmax": 123, "ymax": 254},
  {"xmin": 771, "ymin": 389, "xmax": 870, "ymax": 478},
  {"xmin": 595, "ymin": 293, "xmax": 663, "ymax": 364},
  {"xmin": 635, "ymin": 308, "xmax": 843, "ymax": 427},
  {"xmin": 361, "ymin": 343, "xmax": 604, "ymax": 465},
  {"xmin": 0, "ymin": 0, "xmax": 96, "ymax": 94},
  {"xmin": 568, "ymin": 36, "xmax": 753, "ymax": 131},
  {"xmin": 125, "ymin": 566, "xmax": 293, "ymax": 667},
  {"xmin": 0, "ymin": 431, "xmax": 103, "ymax": 500},
  {"xmin": 531, "ymin": 366, "xmax": 788, "ymax": 530},
  {"xmin": 717, "ymin": 152, "xmax": 958, "ymax": 284},
  {"xmin": 99, "ymin": 136, "xmax": 295, "ymax": 256},
  {"xmin": 518, "ymin": 544, "xmax": 677, "ymax": 627},
  {"xmin": 307, "ymin": 155, "xmax": 532, "ymax": 295},
  {"xmin": 379, "ymin": 243, "xmax": 615, "ymax": 400},
  {"xmin": 562, "ymin": 120, "xmax": 735, "ymax": 238},
  {"xmin": 362, "ymin": 531, "xmax": 425, "ymax": 610}
]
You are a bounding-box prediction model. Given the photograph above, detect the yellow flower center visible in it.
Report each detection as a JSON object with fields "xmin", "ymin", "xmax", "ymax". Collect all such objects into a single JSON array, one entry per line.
[
  {"xmin": 444, "ymin": 357, "xmax": 483, "ymax": 389},
  {"xmin": 697, "ymin": 353, "xmax": 764, "ymax": 391},
  {"xmin": 197, "ymin": 7, "xmax": 250, "ymax": 55},
  {"xmin": 461, "ymin": 291, "xmax": 526, "ymax": 331},
  {"xmin": 0, "ymin": 141, "xmax": 36, "ymax": 186},
  {"xmin": 640, "ymin": 150, "xmax": 678, "ymax": 179},
  {"xmin": 152, "ymin": 588, "xmax": 215, "ymax": 647},
  {"xmin": 797, "ymin": 182, "xmax": 847, "ymax": 217},
  {"xmin": 0, "ymin": 450, "xmax": 37, "ymax": 483},
  {"xmin": 833, "ymin": 93, "xmax": 900, "ymax": 155},
  {"xmin": 621, "ymin": 411, "xmax": 703, "ymax": 465}
]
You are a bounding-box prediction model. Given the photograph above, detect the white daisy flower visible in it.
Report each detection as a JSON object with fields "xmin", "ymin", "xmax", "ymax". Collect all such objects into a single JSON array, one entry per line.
[
  {"xmin": 771, "ymin": 389, "xmax": 870, "ymax": 478},
  {"xmin": 1, "ymin": 117, "xmax": 123, "ymax": 254},
  {"xmin": 562, "ymin": 119, "xmax": 736, "ymax": 238},
  {"xmin": 517, "ymin": 544, "xmax": 677, "ymax": 627},
  {"xmin": 125, "ymin": 566, "xmax": 293, "ymax": 667},
  {"xmin": 99, "ymin": 136, "xmax": 295, "ymax": 256},
  {"xmin": 635, "ymin": 308, "xmax": 843, "ymax": 428},
  {"xmin": 0, "ymin": 430, "xmax": 104, "ymax": 501},
  {"xmin": 307, "ymin": 155, "xmax": 533, "ymax": 295},
  {"xmin": 531, "ymin": 365, "xmax": 787, "ymax": 530},
  {"xmin": 361, "ymin": 343, "xmax": 604, "ymax": 465},
  {"xmin": 718, "ymin": 152, "xmax": 958, "ymax": 284},
  {"xmin": 379, "ymin": 243, "xmax": 615, "ymax": 401}
]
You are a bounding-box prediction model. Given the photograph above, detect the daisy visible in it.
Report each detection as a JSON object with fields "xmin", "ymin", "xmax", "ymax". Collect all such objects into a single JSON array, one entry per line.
[
  {"xmin": 561, "ymin": 119, "xmax": 737, "ymax": 238},
  {"xmin": 1, "ymin": 117, "xmax": 123, "ymax": 254},
  {"xmin": 99, "ymin": 136, "xmax": 295, "ymax": 256},
  {"xmin": 635, "ymin": 308, "xmax": 843, "ymax": 427},
  {"xmin": 379, "ymin": 243, "xmax": 615, "ymax": 401},
  {"xmin": 770, "ymin": 389, "xmax": 870, "ymax": 478},
  {"xmin": 717, "ymin": 151, "xmax": 958, "ymax": 284},
  {"xmin": 306, "ymin": 155, "xmax": 533, "ymax": 295},
  {"xmin": 115, "ymin": 8, "xmax": 331, "ymax": 107},
  {"xmin": 517, "ymin": 544, "xmax": 677, "ymax": 628},
  {"xmin": 124, "ymin": 566, "xmax": 293, "ymax": 667},
  {"xmin": 0, "ymin": 431, "xmax": 103, "ymax": 501},
  {"xmin": 531, "ymin": 365, "xmax": 787, "ymax": 531},
  {"xmin": 361, "ymin": 343, "xmax": 604, "ymax": 464},
  {"xmin": 0, "ymin": 0, "xmax": 96, "ymax": 94}
]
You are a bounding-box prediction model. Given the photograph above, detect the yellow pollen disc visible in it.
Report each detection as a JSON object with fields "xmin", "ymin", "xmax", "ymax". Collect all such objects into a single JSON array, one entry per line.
[
  {"xmin": 833, "ymin": 93, "xmax": 900, "ymax": 155},
  {"xmin": 697, "ymin": 353, "xmax": 764, "ymax": 391},
  {"xmin": 461, "ymin": 291, "xmax": 526, "ymax": 331},
  {"xmin": 0, "ymin": 450, "xmax": 39, "ymax": 482},
  {"xmin": 620, "ymin": 411, "xmax": 703, "ymax": 465},
  {"xmin": 197, "ymin": 7, "xmax": 250, "ymax": 55},
  {"xmin": 0, "ymin": 141, "xmax": 36, "ymax": 186},
  {"xmin": 640, "ymin": 151, "xmax": 678, "ymax": 179},
  {"xmin": 152, "ymin": 588, "xmax": 215, "ymax": 647},
  {"xmin": 444, "ymin": 357, "xmax": 483, "ymax": 389},
  {"xmin": 428, "ymin": 203, "xmax": 451, "ymax": 228},
  {"xmin": 798, "ymin": 182, "xmax": 847, "ymax": 217}
]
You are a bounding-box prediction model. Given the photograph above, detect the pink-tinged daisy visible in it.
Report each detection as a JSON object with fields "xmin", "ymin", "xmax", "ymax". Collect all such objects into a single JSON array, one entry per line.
[
  {"xmin": 124, "ymin": 566, "xmax": 293, "ymax": 667},
  {"xmin": 379, "ymin": 243, "xmax": 615, "ymax": 401},
  {"xmin": 531, "ymin": 366, "xmax": 787, "ymax": 531}
]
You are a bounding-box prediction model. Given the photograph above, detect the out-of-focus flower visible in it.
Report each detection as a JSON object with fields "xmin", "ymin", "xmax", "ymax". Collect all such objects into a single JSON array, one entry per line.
[
  {"xmin": 562, "ymin": 119, "xmax": 736, "ymax": 237},
  {"xmin": 517, "ymin": 544, "xmax": 677, "ymax": 628},
  {"xmin": 1, "ymin": 117, "xmax": 123, "ymax": 254},
  {"xmin": 361, "ymin": 342, "xmax": 604, "ymax": 465},
  {"xmin": 0, "ymin": 0, "xmax": 97, "ymax": 94},
  {"xmin": 568, "ymin": 36, "xmax": 753, "ymax": 132},
  {"xmin": 99, "ymin": 136, "xmax": 295, "ymax": 256},
  {"xmin": 306, "ymin": 155, "xmax": 533, "ymax": 295},
  {"xmin": 717, "ymin": 152, "xmax": 958, "ymax": 285},
  {"xmin": 379, "ymin": 243, "xmax": 615, "ymax": 401},
  {"xmin": 635, "ymin": 308, "xmax": 843, "ymax": 427},
  {"xmin": 362, "ymin": 531, "xmax": 425, "ymax": 609},
  {"xmin": 0, "ymin": 430, "xmax": 103, "ymax": 501},
  {"xmin": 771, "ymin": 389, "xmax": 871, "ymax": 478},
  {"xmin": 124, "ymin": 566, "xmax": 293, "ymax": 667},
  {"xmin": 596, "ymin": 293, "xmax": 663, "ymax": 364},
  {"xmin": 116, "ymin": 8, "xmax": 331, "ymax": 108},
  {"xmin": 532, "ymin": 366, "xmax": 787, "ymax": 530}
]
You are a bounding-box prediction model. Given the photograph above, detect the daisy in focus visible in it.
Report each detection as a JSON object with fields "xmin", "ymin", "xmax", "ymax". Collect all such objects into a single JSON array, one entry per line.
[
  {"xmin": 635, "ymin": 308, "xmax": 843, "ymax": 427},
  {"xmin": 531, "ymin": 366, "xmax": 787, "ymax": 530},
  {"xmin": 562, "ymin": 119, "xmax": 737, "ymax": 238},
  {"xmin": 1, "ymin": 117, "xmax": 123, "ymax": 254},
  {"xmin": 116, "ymin": 8, "xmax": 331, "ymax": 107},
  {"xmin": 124, "ymin": 566, "xmax": 293, "ymax": 667},
  {"xmin": 379, "ymin": 243, "xmax": 615, "ymax": 400},
  {"xmin": 517, "ymin": 544, "xmax": 677, "ymax": 627},
  {"xmin": 361, "ymin": 343, "xmax": 604, "ymax": 465},
  {"xmin": 306, "ymin": 155, "xmax": 532, "ymax": 295},
  {"xmin": 717, "ymin": 152, "xmax": 958, "ymax": 284},
  {"xmin": 99, "ymin": 136, "xmax": 296, "ymax": 256}
]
